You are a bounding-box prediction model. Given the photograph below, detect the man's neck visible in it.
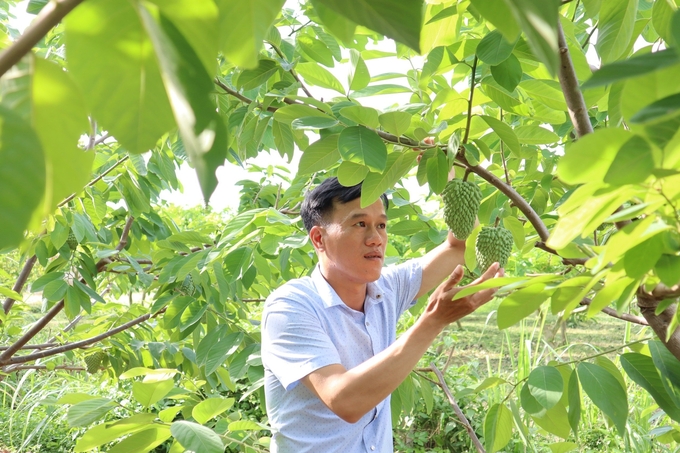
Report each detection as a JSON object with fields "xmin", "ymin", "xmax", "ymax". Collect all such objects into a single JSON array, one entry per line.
[{"xmin": 318, "ymin": 267, "xmax": 367, "ymax": 312}]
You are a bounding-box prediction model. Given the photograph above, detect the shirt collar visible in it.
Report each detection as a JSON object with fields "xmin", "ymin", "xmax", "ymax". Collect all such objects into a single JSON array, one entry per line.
[{"xmin": 311, "ymin": 266, "xmax": 385, "ymax": 309}]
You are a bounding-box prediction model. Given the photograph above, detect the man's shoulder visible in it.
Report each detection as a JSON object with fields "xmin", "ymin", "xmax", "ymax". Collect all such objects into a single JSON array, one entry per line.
[{"xmin": 264, "ymin": 275, "xmax": 319, "ymax": 310}]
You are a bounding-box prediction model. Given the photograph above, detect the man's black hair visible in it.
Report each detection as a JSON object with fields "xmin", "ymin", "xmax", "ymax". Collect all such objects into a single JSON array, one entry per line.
[{"xmin": 300, "ymin": 177, "xmax": 389, "ymax": 232}]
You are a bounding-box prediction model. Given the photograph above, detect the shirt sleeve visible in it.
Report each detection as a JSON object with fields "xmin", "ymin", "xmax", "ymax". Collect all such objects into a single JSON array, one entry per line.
[
  {"xmin": 381, "ymin": 259, "xmax": 423, "ymax": 316},
  {"xmin": 261, "ymin": 297, "xmax": 342, "ymax": 390}
]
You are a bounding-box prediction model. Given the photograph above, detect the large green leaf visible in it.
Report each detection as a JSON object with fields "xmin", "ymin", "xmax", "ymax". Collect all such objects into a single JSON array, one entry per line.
[
  {"xmin": 630, "ymin": 93, "xmax": 680, "ymax": 124},
  {"xmin": 378, "ymin": 111, "xmax": 412, "ymax": 136},
  {"xmin": 621, "ymin": 352, "xmax": 680, "ymax": 423},
  {"xmin": 484, "ymin": 403, "xmax": 513, "ymax": 453},
  {"xmin": 531, "ymin": 403, "xmax": 571, "ymax": 439},
  {"xmin": 217, "ymin": 0, "xmax": 285, "ymax": 69},
  {"xmin": 361, "ymin": 151, "xmax": 417, "ymax": 207},
  {"xmin": 192, "ymin": 397, "xmax": 235, "ymax": 424},
  {"xmin": 514, "ymin": 125, "xmax": 559, "ymax": 145},
  {"xmin": 107, "ymin": 427, "xmax": 172, "ymax": 453},
  {"xmin": 577, "ymin": 362, "xmax": 628, "ymax": 436},
  {"xmin": 604, "ymin": 135, "xmax": 655, "ymax": 185},
  {"xmin": 420, "ymin": 4, "xmax": 459, "ymax": 53},
  {"xmin": 337, "ymin": 161, "xmax": 369, "ymax": 186},
  {"xmin": 505, "ymin": 0, "xmax": 560, "ymax": 76},
  {"xmin": 649, "ymin": 341, "xmax": 680, "ymax": 406},
  {"xmin": 567, "ymin": 370, "xmax": 581, "ymax": 437},
  {"xmin": 170, "ymin": 421, "xmax": 224, "ymax": 453},
  {"xmin": 557, "ymin": 128, "xmax": 633, "ymax": 184},
  {"xmin": 298, "ymin": 134, "xmax": 341, "ymax": 175},
  {"xmin": 32, "ymin": 57, "xmax": 93, "ymax": 217},
  {"xmin": 139, "ymin": 6, "xmax": 228, "ymax": 202},
  {"xmin": 480, "ymin": 115, "xmax": 521, "ymax": 156},
  {"xmin": 311, "ymin": 0, "xmax": 422, "ymax": 52},
  {"xmin": 314, "ymin": 1, "xmax": 356, "ymax": 44},
  {"xmin": 274, "ymin": 104, "xmax": 335, "ymax": 125},
  {"xmin": 476, "ymin": 30, "xmax": 516, "ymax": 65},
  {"xmin": 340, "ymin": 106, "xmax": 380, "ymax": 128},
  {"xmin": 67, "ymin": 398, "xmax": 116, "ymax": 427},
  {"xmin": 338, "ymin": 126, "xmax": 387, "ymax": 172},
  {"xmin": 621, "ymin": 62, "xmax": 680, "ymax": 123},
  {"xmin": 528, "ymin": 366, "xmax": 564, "ymax": 410},
  {"xmin": 74, "ymin": 413, "xmax": 157, "ymax": 452},
  {"xmin": 596, "ymin": 0, "xmax": 638, "ymax": 63},
  {"xmin": 583, "ymin": 48, "xmax": 680, "ymax": 89},
  {"xmin": 497, "ymin": 284, "xmax": 550, "ymax": 329},
  {"xmin": 132, "ymin": 379, "xmax": 175, "ymax": 407},
  {"xmin": 348, "ymin": 49, "xmax": 370, "ymax": 91},
  {"xmin": 0, "ymin": 105, "xmax": 45, "ymax": 249},
  {"xmin": 237, "ymin": 59, "xmax": 279, "ymax": 91},
  {"xmin": 469, "ymin": 0, "xmax": 520, "ymax": 42},
  {"xmin": 491, "ymin": 54, "xmax": 522, "ymax": 92},
  {"xmin": 296, "ymin": 62, "xmax": 345, "ymax": 93},
  {"xmin": 65, "ymin": 0, "xmax": 174, "ymax": 153}
]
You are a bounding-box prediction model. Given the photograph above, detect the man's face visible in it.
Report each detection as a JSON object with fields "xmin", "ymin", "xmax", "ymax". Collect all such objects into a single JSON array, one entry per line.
[{"xmin": 313, "ymin": 197, "xmax": 388, "ymax": 285}]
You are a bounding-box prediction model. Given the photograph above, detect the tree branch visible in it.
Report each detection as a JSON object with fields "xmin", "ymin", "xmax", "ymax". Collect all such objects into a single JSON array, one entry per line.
[
  {"xmin": 268, "ymin": 41, "xmax": 314, "ymax": 98},
  {"xmin": 463, "ymin": 57, "xmax": 478, "ymax": 145},
  {"xmin": 557, "ymin": 21, "xmax": 593, "ymax": 138},
  {"xmin": 2, "ymin": 255, "xmax": 37, "ymax": 315},
  {"xmin": 0, "ymin": 0, "xmax": 85, "ymax": 78},
  {"xmin": 9, "ymin": 364, "xmax": 85, "ymax": 372},
  {"xmin": 429, "ymin": 363, "xmax": 486, "ymax": 453},
  {"xmin": 579, "ymin": 298, "xmax": 648, "ymax": 326},
  {"xmin": 6, "ymin": 307, "xmax": 167, "ymax": 366}
]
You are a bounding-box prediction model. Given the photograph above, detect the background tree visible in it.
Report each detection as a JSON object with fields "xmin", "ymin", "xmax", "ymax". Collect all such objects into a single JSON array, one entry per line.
[{"xmin": 1, "ymin": 0, "xmax": 680, "ymax": 451}]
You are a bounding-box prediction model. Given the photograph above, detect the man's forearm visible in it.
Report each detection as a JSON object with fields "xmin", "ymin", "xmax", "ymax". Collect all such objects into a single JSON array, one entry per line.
[{"xmin": 303, "ymin": 315, "xmax": 444, "ymax": 423}]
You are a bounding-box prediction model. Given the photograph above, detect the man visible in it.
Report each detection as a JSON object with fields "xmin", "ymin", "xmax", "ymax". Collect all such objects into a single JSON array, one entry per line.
[{"xmin": 261, "ymin": 177, "xmax": 503, "ymax": 452}]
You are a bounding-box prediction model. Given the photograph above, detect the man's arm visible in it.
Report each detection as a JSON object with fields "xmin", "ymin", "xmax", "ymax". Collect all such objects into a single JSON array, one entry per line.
[
  {"xmin": 415, "ymin": 230, "xmax": 469, "ymax": 299},
  {"xmin": 301, "ymin": 263, "xmax": 502, "ymax": 423}
]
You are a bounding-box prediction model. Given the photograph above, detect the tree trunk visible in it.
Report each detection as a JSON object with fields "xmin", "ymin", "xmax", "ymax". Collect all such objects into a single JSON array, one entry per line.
[{"xmin": 637, "ymin": 289, "xmax": 680, "ymax": 360}]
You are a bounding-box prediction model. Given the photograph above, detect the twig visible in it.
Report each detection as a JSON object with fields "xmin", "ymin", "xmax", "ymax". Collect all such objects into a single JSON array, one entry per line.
[
  {"xmin": 9, "ymin": 365, "xmax": 85, "ymax": 372},
  {"xmin": 463, "ymin": 57, "xmax": 478, "ymax": 145},
  {"xmin": 557, "ymin": 21, "xmax": 593, "ymax": 138},
  {"xmin": 0, "ymin": 0, "xmax": 84, "ymax": 78},
  {"xmin": 6, "ymin": 307, "xmax": 167, "ymax": 365},
  {"xmin": 289, "ymin": 19, "xmax": 313, "ymax": 37},
  {"xmin": 2, "ymin": 255, "xmax": 37, "ymax": 315},
  {"xmin": 579, "ymin": 298, "xmax": 648, "ymax": 326},
  {"xmin": 534, "ymin": 242, "xmax": 589, "ymax": 266},
  {"xmin": 429, "ymin": 363, "xmax": 486, "ymax": 453},
  {"xmin": 268, "ymin": 41, "xmax": 314, "ymax": 98},
  {"xmin": 214, "ymin": 78, "xmax": 277, "ymax": 112},
  {"xmin": 499, "ymin": 111, "xmax": 510, "ymax": 184},
  {"xmin": 0, "ymin": 300, "xmax": 65, "ymax": 365},
  {"xmin": 0, "ymin": 342, "xmax": 56, "ymax": 351},
  {"xmin": 57, "ymin": 154, "xmax": 130, "ymax": 210},
  {"xmin": 581, "ymin": 22, "xmax": 598, "ymax": 50}
]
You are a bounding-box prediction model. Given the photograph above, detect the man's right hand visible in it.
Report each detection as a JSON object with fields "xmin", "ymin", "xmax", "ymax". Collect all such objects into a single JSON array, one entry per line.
[{"xmin": 421, "ymin": 263, "xmax": 504, "ymax": 331}]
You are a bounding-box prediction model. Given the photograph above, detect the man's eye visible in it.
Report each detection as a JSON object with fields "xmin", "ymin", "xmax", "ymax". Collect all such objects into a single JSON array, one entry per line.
[
  {"xmin": 379, "ymin": 224, "xmax": 386, "ymax": 229},
  {"xmin": 357, "ymin": 221, "xmax": 366, "ymax": 227}
]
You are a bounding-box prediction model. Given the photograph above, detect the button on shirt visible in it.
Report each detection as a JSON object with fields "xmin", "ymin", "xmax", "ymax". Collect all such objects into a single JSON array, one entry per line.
[{"xmin": 261, "ymin": 260, "xmax": 423, "ymax": 453}]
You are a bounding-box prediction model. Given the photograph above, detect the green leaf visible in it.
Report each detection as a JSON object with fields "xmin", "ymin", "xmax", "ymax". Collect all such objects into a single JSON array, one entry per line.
[
  {"xmin": 624, "ymin": 235, "xmax": 664, "ymax": 279},
  {"xmin": 339, "ymin": 106, "xmax": 380, "ymax": 128},
  {"xmin": 621, "ymin": 352, "xmax": 680, "ymax": 423},
  {"xmin": 349, "ymin": 49, "xmax": 370, "ymax": 91},
  {"xmin": 65, "ymin": 0, "xmax": 174, "ymax": 153},
  {"xmin": 469, "ymin": 0, "xmax": 520, "ymax": 42},
  {"xmin": 217, "ymin": 0, "xmax": 285, "ymax": 69},
  {"xmin": 237, "ymin": 59, "xmax": 279, "ymax": 91},
  {"xmin": 587, "ymin": 277, "xmax": 633, "ymax": 316},
  {"xmin": 480, "ymin": 115, "xmax": 521, "ymax": 156},
  {"xmin": 228, "ymin": 420, "xmax": 264, "ymax": 431},
  {"xmin": 361, "ymin": 151, "xmax": 417, "ymax": 208},
  {"xmin": 43, "ymin": 279, "xmax": 68, "ymax": 302},
  {"xmin": 491, "ymin": 54, "xmax": 522, "ymax": 92},
  {"xmin": 139, "ymin": 7, "xmax": 228, "ymax": 203},
  {"xmin": 584, "ymin": 45, "xmax": 678, "ymax": 89},
  {"xmin": 75, "ymin": 414, "xmax": 157, "ymax": 452},
  {"xmin": 67, "ymin": 398, "xmax": 116, "ymax": 427},
  {"xmin": 630, "ymin": 92, "xmax": 680, "ymax": 124},
  {"xmin": 132, "ymin": 378, "xmax": 175, "ymax": 407},
  {"xmin": 528, "ymin": 366, "xmax": 564, "ymax": 410},
  {"xmin": 421, "ymin": 6, "xmax": 459, "ymax": 53},
  {"xmin": 296, "ymin": 62, "xmax": 345, "ymax": 93},
  {"xmin": 503, "ymin": 216, "xmax": 525, "ymax": 249},
  {"xmin": 298, "ymin": 35, "xmax": 335, "ymax": 67},
  {"xmin": 378, "ymin": 111, "xmax": 412, "ymax": 137},
  {"xmin": 273, "ymin": 104, "xmax": 335, "ymax": 125},
  {"xmin": 389, "ymin": 220, "xmax": 427, "ymax": 236},
  {"xmin": 497, "ymin": 284, "xmax": 550, "ymax": 329},
  {"xmin": 673, "ymin": 9, "xmax": 680, "ymax": 46},
  {"xmin": 603, "ymin": 135, "xmax": 655, "ymax": 185},
  {"xmin": 520, "ymin": 79, "xmax": 567, "ymax": 111},
  {"xmin": 532, "ymin": 403, "xmax": 571, "ymax": 439},
  {"xmin": 557, "ymin": 128, "xmax": 633, "ymax": 184},
  {"xmin": 521, "ymin": 381, "xmax": 546, "ymax": 416},
  {"xmin": 649, "ymin": 341, "xmax": 680, "ymax": 404},
  {"xmin": 202, "ymin": 332, "xmax": 243, "ymax": 375},
  {"xmin": 171, "ymin": 421, "xmax": 224, "ymax": 453},
  {"xmin": 338, "ymin": 126, "xmax": 387, "ymax": 172},
  {"xmin": 337, "ymin": 161, "xmax": 369, "ymax": 186},
  {"xmin": 577, "ymin": 362, "xmax": 628, "ymax": 436},
  {"xmin": 272, "ymin": 121, "xmax": 294, "ymax": 161},
  {"xmin": 351, "ymin": 84, "xmax": 412, "ymax": 98},
  {"xmin": 484, "ymin": 403, "xmax": 513, "ymax": 453},
  {"xmin": 314, "ymin": 2, "xmax": 356, "ymax": 44},
  {"xmin": 192, "ymin": 397, "xmax": 235, "ymax": 424},
  {"xmin": 476, "ymin": 30, "xmax": 516, "ymax": 65},
  {"xmin": 567, "ymin": 370, "xmax": 581, "ymax": 437},
  {"xmin": 548, "ymin": 442, "xmax": 579, "ymax": 453},
  {"xmin": 596, "ymin": 0, "xmax": 638, "ymax": 63},
  {"xmin": 108, "ymin": 427, "xmax": 172, "ymax": 453},
  {"xmin": 514, "ymin": 125, "xmax": 559, "ymax": 145},
  {"xmin": 291, "ymin": 116, "xmax": 339, "ymax": 130},
  {"xmin": 32, "ymin": 57, "xmax": 93, "ymax": 217},
  {"xmin": 426, "ymin": 148, "xmax": 448, "ymax": 194},
  {"xmin": 297, "ymin": 134, "xmax": 340, "ymax": 175},
  {"xmin": 0, "ymin": 105, "xmax": 45, "ymax": 250},
  {"xmin": 656, "ymin": 254, "xmax": 680, "ymax": 286},
  {"xmin": 311, "ymin": 0, "xmax": 422, "ymax": 52},
  {"xmin": 505, "ymin": 0, "xmax": 560, "ymax": 76}
]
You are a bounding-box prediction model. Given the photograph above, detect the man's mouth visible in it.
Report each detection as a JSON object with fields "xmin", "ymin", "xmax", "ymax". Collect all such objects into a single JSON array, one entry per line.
[{"xmin": 364, "ymin": 252, "xmax": 383, "ymax": 259}]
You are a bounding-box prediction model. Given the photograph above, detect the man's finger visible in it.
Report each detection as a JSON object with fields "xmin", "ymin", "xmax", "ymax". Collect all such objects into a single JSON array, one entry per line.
[
  {"xmin": 468, "ymin": 262, "xmax": 500, "ymax": 286},
  {"xmin": 444, "ymin": 265, "xmax": 465, "ymax": 288}
]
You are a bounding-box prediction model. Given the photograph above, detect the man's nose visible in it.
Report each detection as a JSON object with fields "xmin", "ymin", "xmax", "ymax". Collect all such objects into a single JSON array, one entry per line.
[{"xmin": 365, "ymin": 227, "xmax": 383, "ymax": 245}]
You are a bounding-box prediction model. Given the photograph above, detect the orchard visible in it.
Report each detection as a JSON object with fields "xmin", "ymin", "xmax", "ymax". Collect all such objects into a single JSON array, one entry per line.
[{"xmin": 1, "ymin": 0, "xmax": 680, "ymax": 451}]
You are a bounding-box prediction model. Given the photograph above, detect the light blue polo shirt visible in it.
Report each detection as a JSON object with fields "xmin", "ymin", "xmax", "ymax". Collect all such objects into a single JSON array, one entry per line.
[{"xmin": 261, "ymin": 260, "xmax": 423, "ymax": 453}]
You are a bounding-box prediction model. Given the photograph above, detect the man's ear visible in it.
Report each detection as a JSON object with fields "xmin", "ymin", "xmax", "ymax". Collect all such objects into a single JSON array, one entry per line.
[{"xmin": 309, "ymin": 225, "xmax": 324, "ymax": 252}]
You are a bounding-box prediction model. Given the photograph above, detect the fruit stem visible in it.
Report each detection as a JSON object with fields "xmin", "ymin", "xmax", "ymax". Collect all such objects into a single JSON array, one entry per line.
[{"xmin": 494, "ymin": 216, "xmax": 500, "ymax": 228}]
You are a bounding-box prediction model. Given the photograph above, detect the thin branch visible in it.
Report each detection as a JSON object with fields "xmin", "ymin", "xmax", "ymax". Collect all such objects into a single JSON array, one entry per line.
[
  {"xmin": 499, "ymin": 110, "xmax": 510, "ymax": 184},
  {"xmin": 57, "ymin": 154, "xmax": 130, "ymax": 209},
  {"xmin": 9, "ymin": 365, "xmax": 85, "ymax": 372},
  {"xmin": 116, "ymin": 216, "xmax": 135, "ymax": 252},
  {"xmin": 2, "ymin": 255, "xmax": 37, "ymax": 315},
  {"xmin": 0, "ymin": 301, "xmax": 65, "ymax": 365},
  {"xmin": 0, "ymin": 342, "xmax": 56, "ymax": 351},
  {"xmin": 0, "ymin": 0, "xmax": 84, "ymax": 78},
  {"xmin": 268, "ymin": 41, "xmax": 314, "ymax": 98},
  {"xmin": 463, "ymin": 57, "xmax": 478, "ymax": 145},
  {"xmin": 214, "ymin": 78, "xmax": 277, "ymax": 112},
  {"xmin": 429, "ymin": 363, "xmax": 486, "ymax": 453},
  {"xmin": 534, "ymin": 241, "xmax": 589, "ymax": 266},
  {"xmin": 288, "ymin": 19, "xmax": 313, "ymax": 37},
  {"xmin": 6, "ymin": 307, "xmax": 167, "ymax": 365},
  {"xmin": 557, "ymin": 21, "xmax": 593, "ymax": 138},
  {"xmin": 579, "ymin": 298, "xmax": 648, "ymax": 326},
  {"xmin": 581, "ymin": 22, "xmax": 598, "ymax": 50}
]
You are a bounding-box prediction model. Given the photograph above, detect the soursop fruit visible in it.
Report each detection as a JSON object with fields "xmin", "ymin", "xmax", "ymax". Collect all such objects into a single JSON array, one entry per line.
[
  {"xmin": 475, "ymin": 226, "xmax": 513, "ymax": 271},
  {"xmin": 442, "ymin": 179, "xmax": 482, "ymax": 240},
  {"xmin": 67, "ymin": 231, "xmax": 78, "ymax": 250},
  {"xmin": 179, "ymin": 274, "xmax": 195, "ymax": 295},
  {"xmin": 84, "ymin": 351, "xmax": 105, "ymax": 374}
]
